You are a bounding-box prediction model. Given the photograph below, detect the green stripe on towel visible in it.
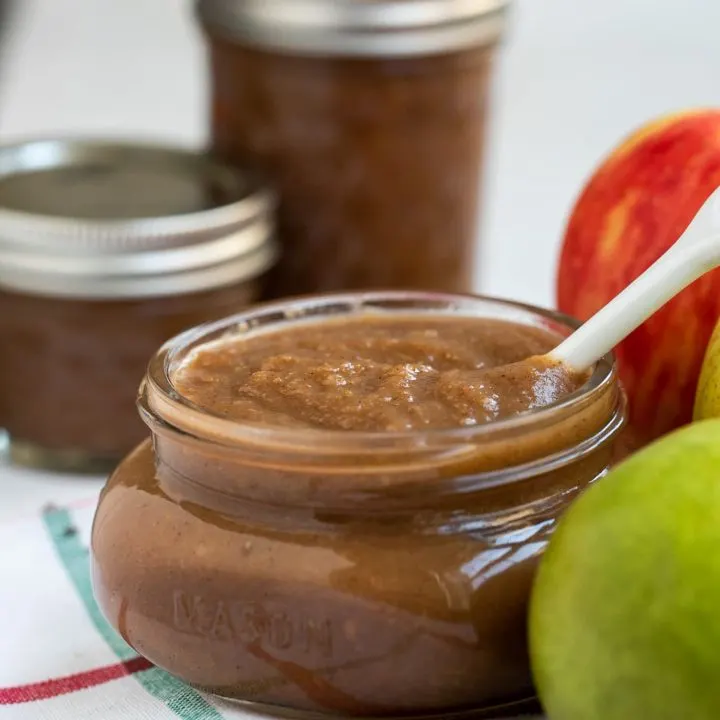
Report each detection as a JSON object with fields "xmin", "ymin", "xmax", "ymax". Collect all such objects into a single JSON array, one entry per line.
[{"xmin": 43, "ymin": 507, "xmax": 225, "ymax": 720}]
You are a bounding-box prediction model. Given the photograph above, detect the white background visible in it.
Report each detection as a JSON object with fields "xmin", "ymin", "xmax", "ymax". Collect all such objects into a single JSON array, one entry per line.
[
  {"xmin": 1, "ymin": 0, "xmax": 720, "ymax": 309},
  {"xmin": 2, "ymin": 0, "xmax": 720, "ymax": 506}
]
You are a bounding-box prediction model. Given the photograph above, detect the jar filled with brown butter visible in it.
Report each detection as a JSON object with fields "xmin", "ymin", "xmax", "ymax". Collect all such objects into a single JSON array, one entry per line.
[
  {"xmin": 0, "ymin": 139, "xmax": 276, "ymax": 473},
  {"xmin": 92, "ymin": 291, "xmax": 626, "ymax": 718},
  {"xmin": 196, "ymin": 0, "xmax": 509, "ymax": 298}
]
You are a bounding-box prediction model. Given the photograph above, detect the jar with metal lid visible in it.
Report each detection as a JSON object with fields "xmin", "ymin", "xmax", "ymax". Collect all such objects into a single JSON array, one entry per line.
[
  {"xmin": 196, "ymin": 0, "xmax": 509, "ymax": 299},
  {"xmin": 0, "ymin": 139, "xmax": 276, "ymax": 473}
]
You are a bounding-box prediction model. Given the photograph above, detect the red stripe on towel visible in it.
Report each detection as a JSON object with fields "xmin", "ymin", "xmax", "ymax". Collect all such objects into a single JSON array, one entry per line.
[{"xmin": 0, "ymin": 656, "xmax": 153, "ymax": 704}]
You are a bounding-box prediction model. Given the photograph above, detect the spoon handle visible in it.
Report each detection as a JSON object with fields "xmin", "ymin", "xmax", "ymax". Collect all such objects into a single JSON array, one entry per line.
[{"xmin": 551, "ymin": 238, "xmax": 720, "ymax": 372}]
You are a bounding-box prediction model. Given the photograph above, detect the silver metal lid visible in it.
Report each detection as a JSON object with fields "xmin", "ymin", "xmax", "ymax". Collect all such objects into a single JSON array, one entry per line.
[
  {"xmin": 0, "ymin": 139, "xmax": 277, "ymax": 299},
  {"xmin": 196, "ymin": 0, "xmax": 510, "ymax": 57}
]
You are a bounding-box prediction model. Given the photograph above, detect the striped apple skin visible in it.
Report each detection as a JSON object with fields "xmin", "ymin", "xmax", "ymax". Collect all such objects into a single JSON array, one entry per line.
[{"xmin": 557, "ymin": 109, "xmax": 720, "ymax": 445}]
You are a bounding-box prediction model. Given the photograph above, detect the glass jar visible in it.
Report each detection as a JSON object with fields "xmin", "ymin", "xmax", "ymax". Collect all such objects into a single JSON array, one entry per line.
[
  {"xmin": 91, "ymin": 292, "xmax": 625, "ymax": 718},
  {"xmin": 196, "ymin": 0, "xmax": 509, "ymax": 298},
  {"xmin": 0, "ymin": 139, "xmax": 276, "ymax": 473}
]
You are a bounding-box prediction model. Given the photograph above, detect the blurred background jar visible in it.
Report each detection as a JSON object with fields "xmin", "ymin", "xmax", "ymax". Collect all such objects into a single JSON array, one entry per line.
[
  {"xmin": 197, "ymin": 0, "xmax": 510, "ymax": 299},
  {"xmin": 0, "ymin": 139, "xmax": 276, "ymax": 473}
]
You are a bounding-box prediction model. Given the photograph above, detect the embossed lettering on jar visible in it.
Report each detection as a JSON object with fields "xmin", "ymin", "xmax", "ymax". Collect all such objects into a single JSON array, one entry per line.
[
  {"xmin": 91, "ymin": 292, "xmax": 626, "ymax": 718},
  {"xmin": 197, "ymin": 0, "xmax": 509, "ymax": 298}
]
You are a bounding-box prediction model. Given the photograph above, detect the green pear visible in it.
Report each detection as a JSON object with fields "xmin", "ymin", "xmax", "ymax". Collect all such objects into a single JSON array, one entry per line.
[
  {"xmin": 694, "ymin": 318, "xmax": 720, "ymax": 419},
  {"xmin": 529, "ymin": 419, "xmax": 720, "ymax": 720}
]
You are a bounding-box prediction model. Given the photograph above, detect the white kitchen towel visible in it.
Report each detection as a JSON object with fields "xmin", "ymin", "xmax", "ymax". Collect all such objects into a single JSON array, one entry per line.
[{"xmin": 0, "ymin": 497, "xmax": 543, "ymax": 720}]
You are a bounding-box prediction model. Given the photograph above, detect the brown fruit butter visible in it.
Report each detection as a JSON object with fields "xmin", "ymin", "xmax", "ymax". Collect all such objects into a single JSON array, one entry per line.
[
  {"xmin": 197, "ymin": 0, "xmax": 509, "ymax": 298},
  {"xmin": 0, "ymin": 140, "xmax": 276, "ymax": 472},
  {"xmin": 91, "ymin": 292, "xmax": 626, "ymax": 717},
  {"xmin": 0, "ymin": 283, "xmax": 258, "ymax": 468}
]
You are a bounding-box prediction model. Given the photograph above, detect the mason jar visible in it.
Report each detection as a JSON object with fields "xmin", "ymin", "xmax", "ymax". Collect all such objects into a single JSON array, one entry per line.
[
  {"xmin": 91, "ymin": 291, "xmax": 625, "ymax": 717},
  {"xmin": 0, "ymin": 139, "xmax": 276, "ymax": 473},
  {"xmin": 197, "ymin": 0, "xmax": 510, "ymax": 298}
]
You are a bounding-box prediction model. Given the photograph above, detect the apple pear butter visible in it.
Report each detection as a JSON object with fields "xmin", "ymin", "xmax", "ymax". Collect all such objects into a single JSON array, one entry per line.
[
  {"xmin": 173, "ymin": 317, "xmax": 586, "ymax": 432},
  {"xmin": 0, "ymin": 139, "xmax": 276, "ymax": 473},
  {"xmin": 197, "ymin": 0, "xmax": 511, "ymax": 298},
  {"xmin": 91, "ymin": 292, "xmax": 626, "ymax": 718}
]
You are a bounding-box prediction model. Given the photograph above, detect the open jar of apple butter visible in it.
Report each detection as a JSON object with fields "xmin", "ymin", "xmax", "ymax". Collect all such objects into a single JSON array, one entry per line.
[
  {"xmin": 0, "ymin": 139, "xmax": 276, "ymax": 473},
  {"xmin": 197, "ymin": 0, "xmax": 510, "ymax": 298},
  {"xmin": 91, "ymin": 291, "xmax": 625, "ymax": 717}
]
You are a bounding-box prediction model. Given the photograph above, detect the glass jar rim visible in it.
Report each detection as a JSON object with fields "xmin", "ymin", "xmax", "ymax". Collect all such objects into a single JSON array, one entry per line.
[{"xmin": 140, "ymin": 290, "xmax": 619, "ymax": 453}]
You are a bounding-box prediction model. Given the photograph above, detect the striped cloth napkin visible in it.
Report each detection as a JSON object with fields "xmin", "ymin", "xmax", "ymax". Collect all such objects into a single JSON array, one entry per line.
[{"xmin": 0, "ymin": 492, "xmax": 543, "ymax": 720}]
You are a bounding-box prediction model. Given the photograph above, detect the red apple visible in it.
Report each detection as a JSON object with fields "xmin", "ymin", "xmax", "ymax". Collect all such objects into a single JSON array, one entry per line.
[{"xmin": 557, "ymin": 109, "xmax": 720, "ymax": 447}]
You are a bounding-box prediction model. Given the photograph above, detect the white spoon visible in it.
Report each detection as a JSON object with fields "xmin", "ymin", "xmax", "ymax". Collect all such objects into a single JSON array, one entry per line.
[{"xmin": 550, "ymin": 186, "xmax": 720, "ymax": 372}]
